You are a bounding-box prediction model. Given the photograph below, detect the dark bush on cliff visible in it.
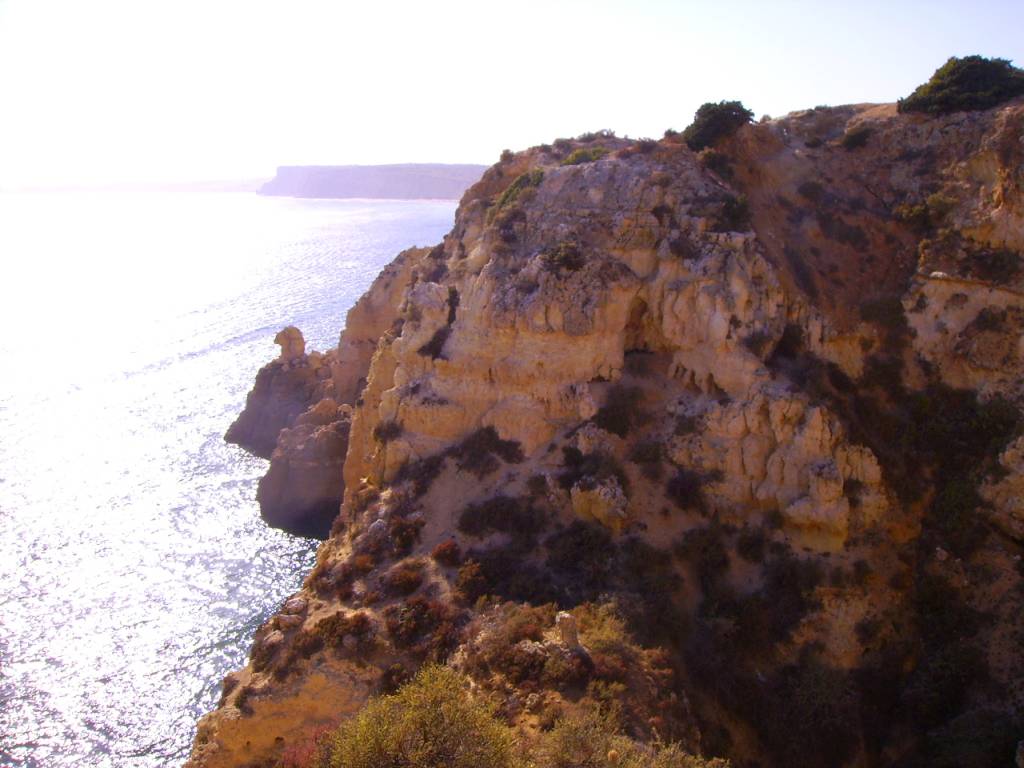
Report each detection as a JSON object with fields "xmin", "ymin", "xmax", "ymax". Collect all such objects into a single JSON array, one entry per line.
[
  {"xmin": 899, "ymin": 56, "xmax": 1024, "ymax": 115},
  {"xmin": 683, "ymin": 101, "xmax": 754, "ymax": 151}
]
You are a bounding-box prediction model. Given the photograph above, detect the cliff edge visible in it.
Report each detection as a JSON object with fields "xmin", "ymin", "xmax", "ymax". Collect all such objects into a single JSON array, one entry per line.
[{"xmin": 196, "ymin": 69, "xmax": 1024, "ymax": 768}]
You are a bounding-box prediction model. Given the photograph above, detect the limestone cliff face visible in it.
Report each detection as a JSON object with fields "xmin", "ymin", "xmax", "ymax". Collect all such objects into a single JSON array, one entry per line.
[{"xmin": 195, "ymin": 99, "xmax": 1024, "ymax": 768}]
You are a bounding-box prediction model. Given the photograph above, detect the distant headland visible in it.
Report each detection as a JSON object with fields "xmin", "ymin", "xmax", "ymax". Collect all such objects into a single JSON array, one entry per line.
[{"xmin": 258, "ymin": 163, "xmax": 487, "ymax": 200}]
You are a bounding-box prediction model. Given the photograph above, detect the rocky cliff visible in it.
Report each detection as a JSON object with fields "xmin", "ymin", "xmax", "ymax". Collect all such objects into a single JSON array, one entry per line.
[{"xmin": 194, "ymin": 88, "xmax": 1024, "ymax": 767}]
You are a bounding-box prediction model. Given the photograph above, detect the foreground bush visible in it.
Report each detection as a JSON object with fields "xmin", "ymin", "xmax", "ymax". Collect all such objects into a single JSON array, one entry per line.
[
  {"xmin": 682, "ymin": 101, "xmax": 753, "ymax": 151},
  {"xmin": 536, "ymin": 709, "xmax": 730, "ymax": 768},
  {"xmin": 899, "ymin": 55, "xmax": 1024, "ymax": 115},
  {"xmin": 324, "ymin": 665, "xmax": 517, "ymax": 768}
]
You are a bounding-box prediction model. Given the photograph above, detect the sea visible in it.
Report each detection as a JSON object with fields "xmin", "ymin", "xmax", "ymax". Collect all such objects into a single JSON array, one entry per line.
[{"xmin": 0, "ymin": 191, "xmax": 458, "ymax": 767}]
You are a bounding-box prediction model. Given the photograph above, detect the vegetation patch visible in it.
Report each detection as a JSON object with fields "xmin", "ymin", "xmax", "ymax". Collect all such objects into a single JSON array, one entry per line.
[
  {"xmin": 683, "ymin": 101, "xmax": 754, "ymax": 151},
  {"xmin": 393, "ymin": 453, "xmax": 446, "ymax": 497},
  {"xmin": 311, "ymin": 610, "xmax": 374, "ymax": 648},
  {"xmin": 593, "ymin": 384, "xmax": 645, "ymax": 437},
  {"xmin": 711, "ymin": 194, "xmax": 751, "ymax": 232},
  {"xmin": 840, "ymin": 125, "xmax": 872, "ymax": 150},
  {"xmin": 417, "ymin": 326, "xmax": 451, "ymax": 359},
  {"xmin": 431, "ymin": 539, "xmax": 462, "ymax": 567},
  {"xmin": 817, "ymin": 211, "xmax": 869, "ymax": 249},
  {"xmin": 388, "ymin": 514, "xmax": 425, "ymax": 556},
  {"xmin": 558, "ymin": 447, "xmax": 631, "ymax": 497},
  {"xmin": 666, "ymin": 468, "xmax": 719, "ymax": 515},
  {"xmin": 323, "ymin": 665, "xmax": 517, "ymax": 768},
  {"xmin": 372, "ymin": 419, "xmax": 403, "ymax": 444},
  {"xmin": 457, "ymin": 495, "xmax": 547, "ymax": 547},
  {"xmin": 449, "ymin": 426, "xmax": 524, "ymax": 478},
  {"xmin": 561, "ymin": 146, "xmax": 610, "ymax": 166},
  {"xmin": 629, "ymin": 440, "xmax": 665, "ymax": 480},
  {"xmin": 492, "ymin": 169, "xmax": 544, "ymax": 215},
  {"xmin": 899, "ymin": 55, "xmax": 1024, "ymax": 115},
  {"xmin": 384, "ymin": 595, "xmax": 462, "ymax": 660},
  {"xmin": 698, "ymin": 149, "xmax": 733, "ymax": 179},
  {"xmin": 541, "ymin": 240, "xmax": 586, "ymax": 272},
  {"xmin": 674, "ymin": 522, "xmax": 729, "ymax": 591},
  {"xmin": 382, "ymin": 559, "xmax": 426, "ymax": 596}
]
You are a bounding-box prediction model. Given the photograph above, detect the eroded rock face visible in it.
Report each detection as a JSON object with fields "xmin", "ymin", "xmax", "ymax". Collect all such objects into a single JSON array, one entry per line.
[
  {"xmin": 224, "ymin": 250, "xmax": 420, "ymax": 535},
  {"xmin": 981, "ymin": 436, "xmax": 1024, "ymax": 542},
  {"xmin": 195, "ymin": 98, "xmax": 1024, "ymax": 768},
  {"xmin": 670, "ymin": 388, "xmax": 890, "ymax": 542},
  {"xmin": 256, "ymin": 401, "xmax": 352, "ymax": 538},
  {"xmin": 224, "ymin": 359, "xmax": 325, "ymax": 460}
]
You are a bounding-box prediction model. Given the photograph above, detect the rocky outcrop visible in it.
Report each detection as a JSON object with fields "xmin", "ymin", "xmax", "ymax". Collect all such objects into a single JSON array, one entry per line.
[
  {"xmin": 226, "ymin": 252, "xmax": 421, "ymax": 537},
  {"xmin": 224, "ymin": 328, "xmax": 327, "ymax": 460},
  {"xmin": 196, "ymin": 97, "xmax": 1024, "ymax": 768},
  {"xmin": 256, "ymin": 400, "xmax": 352, "ymax": 538}
]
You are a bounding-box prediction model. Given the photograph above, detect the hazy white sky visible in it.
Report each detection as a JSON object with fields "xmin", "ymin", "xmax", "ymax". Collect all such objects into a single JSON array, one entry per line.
[{"xmin": 1, "ymin": 0, "xmax": 1022, "ymax": 186}]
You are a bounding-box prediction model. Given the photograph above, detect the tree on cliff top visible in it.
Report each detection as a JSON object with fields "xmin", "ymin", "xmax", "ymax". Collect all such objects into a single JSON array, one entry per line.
[
  {"xmin": 899, "ymin": 55, "xmax": 1024, "ymax": 115},
  {"xmin": 682, "ymin": 101, "xmax": 754, "ymax": 151}
]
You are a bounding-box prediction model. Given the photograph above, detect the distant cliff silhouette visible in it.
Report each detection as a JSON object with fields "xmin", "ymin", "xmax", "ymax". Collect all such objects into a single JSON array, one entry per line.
[{"xmin": 258, "ymin": 164, "xmax": 487, "ymax": 200}]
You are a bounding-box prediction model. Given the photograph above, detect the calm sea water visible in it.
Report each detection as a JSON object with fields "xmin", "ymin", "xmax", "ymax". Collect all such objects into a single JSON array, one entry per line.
[{"xmin": 0, "ymin": 192, "xmax": 457, "ymax": 767}]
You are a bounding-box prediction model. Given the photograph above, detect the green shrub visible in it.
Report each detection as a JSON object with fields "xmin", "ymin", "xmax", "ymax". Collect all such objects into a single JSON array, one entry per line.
[
  {"xmin": 558, "ymin": 447, "xmax": 631, "ymax": 497},
  {"xmin": 840, "ymin": 125, "xmax": 872, "ymax": 150},
  {"xmin": 674, "ymin": 522, "xmax": 730, "ymax": 590},
  {"xmin": 535, "ymin": 708, "xmax": 729, "ymax": 768},
  {"xmin": 325, "ymin": 665, "xmax": 517, "ymax": 768},
  {"xmin": 382, "ymin": 559, "xmax": 425, "ymax": 596},
  {"xmin": 629, "ymin": 440, "xmax": 665, "ymax": 480},
  {"xmin": 666, "ymin": 469, "xmax": 713, "ymax": 515},
  {"xmin": 593, "ymin": 384, "xmax": 645, "ymax": 437},
  {"xmin": 742, "ymin": 330, "xmax": 772, "ymax": 357},
  {"xmin": 462, "ymin": 546, "xmax": 559, "ymax": 605},
  {"xmin": 899, "ymin": 55, "xmax": 1024, "ymax": 115},
  {"xmin": 562, "ymin": 147, "xmax": 610, "ymax": 166},
  {"xmin": 373, "ymin": 419, "xmax": 403, "ymax": 444},
  {"xmin": 576, "ymin": 129, "xmax": 616, "ymax": 142},
  {"xmin": 449, "ymin": 427, "xmax": 524, "ymax": 478},
  {"xmin": 418, "ymin": 326, "xmax": 451, "ymax": 359},
  {"xmin": 797, "ymin": 180, "xmax": 825, "ymax": 202},
  {"xmin": 383, "ymin": 596, "xmax": 461, "ymax": 659},
  {"xmin": 393, "ymin": 453, "xmax": 446, "ymax": 497},
  {"xmin": 388, "ymin": 515, "xmax": 425, "ymax": 555},
  {"xmin": 312, "ymin": 610, "xmax": 374, "ymax": 648},
  {"xmin": 711, "ymin": 194, "xmax": 751, "ymax": 232},
  {"xmin": 545, "ymin": 521, "xmax": 616, "ymax": 595},
  {"xmin": 465, "ymin": 602, "xmax": 556, "ymax": 683},
  {"xmin": 735, "ymin": 526, "xmax": 766, "ymax": 563},
  {"xmin": 698, "ymin": 149, "xmax": 733, "ymax": 179},
  {"xmin": 759, "ymin": 655, "xmax": 861, "ymax": 768},
  {"xmin": 541, "ymin": 240, "xmax": 586, "ymax": 272},
  {"xmin": 859, "ymin": 295, "xmax": 907, "ymax": 333},
  {"xmin": 457, "ymin": 495, "xmax": 546, "ymax": 547},
  {"xmin": 817, "ymin": 211, "xmax": 868, "ymax": 249},
  {"xmin": 682, "ymin": 101, "xmax": 754, "ymax": 151},
  {"xmin": 493, "ymin": 170, "xmax": 544, "ymax": 214},
  {"xmin": 431, "ymin": 539, "xmax": 462, "ymax": 567},
  {"xmin": 971, "ymin": 307, "xmax": 1006, "ymax": 332},
  {"xmin": 969, "ymin": 247, "xmax": 1021, "ymax": 283}
]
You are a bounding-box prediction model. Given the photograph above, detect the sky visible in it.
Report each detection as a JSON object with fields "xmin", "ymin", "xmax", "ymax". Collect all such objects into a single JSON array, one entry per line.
[{"xmin": 0, "ymin": 0, "xmax": 1022, "ymax": 187}]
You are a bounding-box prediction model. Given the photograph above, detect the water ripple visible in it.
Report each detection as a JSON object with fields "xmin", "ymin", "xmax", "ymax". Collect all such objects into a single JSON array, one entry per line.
[{"xmin": 0, "ymin": 192, "xmax": 456, "ymax": 767}]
